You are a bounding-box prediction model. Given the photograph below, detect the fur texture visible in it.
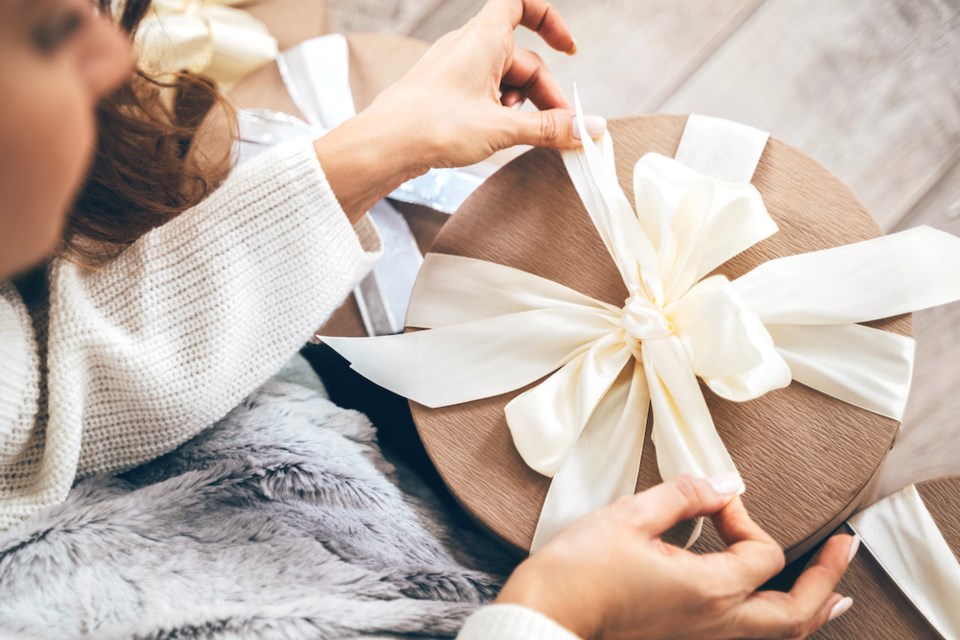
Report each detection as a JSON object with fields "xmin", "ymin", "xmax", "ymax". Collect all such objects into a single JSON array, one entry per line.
[{"xmin": 0, "ymin": 382, "xmax": 514, "ymax": 639}]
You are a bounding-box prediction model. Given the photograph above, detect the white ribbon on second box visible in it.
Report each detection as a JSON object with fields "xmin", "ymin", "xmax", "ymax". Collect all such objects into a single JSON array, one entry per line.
[{"xmin": 135, "ymin": 0, "xmax": 279, "ymax": 86}]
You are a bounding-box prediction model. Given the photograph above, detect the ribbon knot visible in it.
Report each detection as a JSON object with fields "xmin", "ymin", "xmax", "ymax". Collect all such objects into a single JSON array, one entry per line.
[{"xmin": 621, "ymin": 295, "xmax": 674, "ymax": 344}]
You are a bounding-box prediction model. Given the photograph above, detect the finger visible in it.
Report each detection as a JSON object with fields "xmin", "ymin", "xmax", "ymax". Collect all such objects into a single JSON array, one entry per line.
[
  {"xmin": 786, "ymin": 534, "xmax": 856, "ymax": 612},
  {"xmin": 729, "ymin": 534, "xmax": 857, "ymax": 639},
  {"xmin": 480, "ymin": 0, "xmax": 576, "ymax": 54},
  {"xmin": 500, "ymin": 88, "xmax": 525, "ymax": 109},
  {"xmin": 710, "ymin": 496, "xmax": 786, "ymax": 588},
  {"xmin": 504, "ymin": 108, "xmax": 573, "ymax": 148},
  {"xmin": 810, "ymin": 593, "xmax": 854, "ymax": 637},
  {"xmin": 503, "ymin": 48, "xmax": 570, "ymax": 110},
  {"xmin": 619, "ymin": 476, "xmax": 732, "ymax": 537},
  {"xmin": 505, "ymin": 106, "xmax": 605, "ymax": 149}
]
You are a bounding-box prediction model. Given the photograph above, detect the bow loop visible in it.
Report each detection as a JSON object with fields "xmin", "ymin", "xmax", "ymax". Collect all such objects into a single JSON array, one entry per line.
[
  {"xmin": 506, "ymin": 334, "xmax": 632, "ymax": 477},
  {"xmin": 631, "ymin": 153, "xmax": 778, "ymax": 304},
  {"xmin": 668, "ymin": 275, "xmax": 791, "ymax": 398}
]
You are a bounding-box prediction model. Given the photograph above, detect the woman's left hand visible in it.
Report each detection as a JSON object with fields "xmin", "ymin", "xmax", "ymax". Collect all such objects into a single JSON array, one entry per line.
[{"xmin": 315, "ymin": 0, "xmax": 607, "ymax": 221}]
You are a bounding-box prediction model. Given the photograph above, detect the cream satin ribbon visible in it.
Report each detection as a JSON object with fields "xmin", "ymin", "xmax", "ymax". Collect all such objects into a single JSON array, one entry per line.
[
  {"xmin": 135, "ymin": 0, "xmax": 278, "ymax": 86},
  {"xmin": 323, "ymin": 91, "xmax": 960, "ymax": 552},
  {"xmin": 849, "ymin": 485, "xmax": 960, "ymax": 638}
]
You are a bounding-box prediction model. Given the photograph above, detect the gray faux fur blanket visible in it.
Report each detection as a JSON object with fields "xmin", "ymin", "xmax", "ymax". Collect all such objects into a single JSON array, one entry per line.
[{"xmin": 0, "ymin": 380, "xmax": 513, "ymax": 639}]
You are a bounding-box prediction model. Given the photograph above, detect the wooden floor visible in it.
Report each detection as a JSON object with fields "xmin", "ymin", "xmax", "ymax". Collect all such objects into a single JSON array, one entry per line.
[{"xmin": 327, "ymin": 1, "xmax": 960, "ymax": 498}]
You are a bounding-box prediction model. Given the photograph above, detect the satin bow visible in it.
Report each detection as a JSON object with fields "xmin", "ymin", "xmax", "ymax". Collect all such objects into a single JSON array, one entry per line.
[
  {"xmin": 136, "ymin": 0, "xmax": 278, "ymax": 86},
  {"xmin": 324, "ymin": 94, "xmax": 960, "ymax": 551}
]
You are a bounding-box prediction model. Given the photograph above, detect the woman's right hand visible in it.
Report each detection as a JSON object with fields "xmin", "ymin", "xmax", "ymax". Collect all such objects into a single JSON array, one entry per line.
[
  {"xmin": 496, "ymin": 476, "xmax": 858, "ymax": 640},
  {"xmin": 315, "ymin": 0, "xmax": 600, "ymax": 223}
]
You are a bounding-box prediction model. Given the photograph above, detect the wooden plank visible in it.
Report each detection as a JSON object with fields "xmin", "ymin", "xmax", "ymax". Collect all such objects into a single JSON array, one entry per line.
[
  {"xmin": 660, "ymin": 0, "xmax": 960, "ymax": 229},
  {"xmin": 326, "ymin": 0, "xmax": 444, "ymax": 34},
  {"xmin": 408, "ymin": 0, "xmax": 764, "ymax": 118},
  {"xmin": 869, "ymin": 158, "xmax": 960, "ymax": 501}
]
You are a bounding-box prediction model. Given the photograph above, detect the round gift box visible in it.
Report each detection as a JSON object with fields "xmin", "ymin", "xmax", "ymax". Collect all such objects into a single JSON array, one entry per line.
[
  {"xmin": 814, "ymin": 475, "xmax": 960, "ymax": 639},
  {"xmin": 410, "ymin": 115, "xmax": 912, "ymax": 560}
]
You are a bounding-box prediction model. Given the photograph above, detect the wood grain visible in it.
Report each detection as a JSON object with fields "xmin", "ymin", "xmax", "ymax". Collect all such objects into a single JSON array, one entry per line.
[
  {"xmin": 659, "ymin": 0, "xmax": 960, "ymax": 231},
  {"xmin": 327, "ymin": 0, "xmax": 444, "ymax": 34},
  {"xmin": 870, "ymin": 158, "xmax": 960, "ymax": 503},
  {"xmin": 411, "ymin": 115, "xmax": 910, "ymax": 559},
  {"xmin": 409, "ymin": 0, "xmax": 763, "ymax": 118},
  {"xmin": 242, "ymin": 0, "xmax": 328, "ymax": 51}
]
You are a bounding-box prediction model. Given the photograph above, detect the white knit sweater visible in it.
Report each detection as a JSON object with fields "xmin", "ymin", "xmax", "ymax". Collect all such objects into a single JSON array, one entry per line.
[{"xmin": 0, "ymin": 138, "xmax": 578, "ymax": 640}]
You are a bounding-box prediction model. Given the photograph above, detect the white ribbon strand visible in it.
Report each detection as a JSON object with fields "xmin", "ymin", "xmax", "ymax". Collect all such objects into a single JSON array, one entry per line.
[
  {"xmin": 322, "ymin": 95, "xmax": 960, "ymax": 552},
  {"xmin": 849, "ymin": 485, "xmax": 960, "ymax": 639}
]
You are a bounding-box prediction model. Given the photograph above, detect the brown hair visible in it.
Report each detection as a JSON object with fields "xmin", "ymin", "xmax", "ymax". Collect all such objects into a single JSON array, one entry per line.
[{"xmin": 61, "ymin": 0, "xmax": 233, "ymax": 264}]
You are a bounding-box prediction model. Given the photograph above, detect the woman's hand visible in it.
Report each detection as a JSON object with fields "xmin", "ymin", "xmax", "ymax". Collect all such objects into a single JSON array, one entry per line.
[
  {"xmin": 496, "ymin": 476, "xmax": 858, "ymax": 640},
  {"xmin": 315, "ymin": 0, "xmax": 606, "ymax": 222}
]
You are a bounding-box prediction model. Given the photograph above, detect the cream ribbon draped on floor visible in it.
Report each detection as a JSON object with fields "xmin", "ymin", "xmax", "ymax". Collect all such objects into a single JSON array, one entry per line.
[{"xmin": 324, "ymin": 93, "xmax": 960, "ymax": 552}]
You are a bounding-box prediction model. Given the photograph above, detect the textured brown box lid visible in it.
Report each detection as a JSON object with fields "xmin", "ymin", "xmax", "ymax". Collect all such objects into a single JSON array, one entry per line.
[{"xmin": 411, "ymin": 115, "xmax": 912, "ymax": 561}]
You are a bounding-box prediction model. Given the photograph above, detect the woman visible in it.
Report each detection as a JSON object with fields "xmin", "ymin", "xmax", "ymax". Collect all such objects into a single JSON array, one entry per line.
[{"xmin": 0, "ymin": 0, "xmax": 856, "ymax": 637}]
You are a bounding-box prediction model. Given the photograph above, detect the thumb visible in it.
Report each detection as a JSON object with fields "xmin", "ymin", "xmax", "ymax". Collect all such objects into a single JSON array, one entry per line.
[
  {"xmin": 505, "ymin": 108, "xmax": 607, "ymax": 149},
  {"xmin": 623, "ymin": 474, "xmax": 742, "ymax": 537}
]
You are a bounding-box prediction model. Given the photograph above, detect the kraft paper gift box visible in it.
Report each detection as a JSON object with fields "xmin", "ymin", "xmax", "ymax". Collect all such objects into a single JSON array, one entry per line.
[{"xmin": 323, "ymin": 109, "xmax": 960, "ymax": 588}]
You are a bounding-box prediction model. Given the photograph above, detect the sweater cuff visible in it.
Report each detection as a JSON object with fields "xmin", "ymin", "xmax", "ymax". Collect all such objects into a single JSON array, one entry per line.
[
  {"xmin": 291, "ymin": 139, "xmax": 383, "ymax": 272},
  {"xmin": 457, "ymin": 604, "xmax": 582, "ymax": 640}
]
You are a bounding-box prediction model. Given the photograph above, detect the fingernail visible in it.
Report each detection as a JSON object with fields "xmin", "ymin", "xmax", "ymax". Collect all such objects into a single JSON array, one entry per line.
[
  {"xmin": 828, "ymin": 596, "xmax": 853, "ymax": 622},
  {"xmin": 706, "ymin": 471, "xmax": 745, "ymax": 496},
  {"xmin": 567, "ymin": 39, "xmax": 578, "ymax": 55},
  {"xmin": 571, "ymin": 115, "xmax": 607, "ymax": 140},
  {"xmin": 848, "ymin": 534, "xmax": 861, "ymax": 563},
  {"xmin": 511, "ymin": 100, "xmax": 524, "ymax": 110}
]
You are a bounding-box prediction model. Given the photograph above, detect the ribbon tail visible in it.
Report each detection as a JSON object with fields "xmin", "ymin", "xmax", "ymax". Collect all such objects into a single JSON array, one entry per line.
[
  {"xmin": 768, "ymin": 323, "xmax": 916, "ymax": 421},
  {"xmin": 849, "ymin": 485, "xmax": 960, "ymax": 640},
  {"xmin": 562, "ymin": 88, "xmax": 661, "ymax": 298},
  {"xmin": 530, "ymin": 361, "xmax": 650, "ymax": 553},
  {"xmin": 734, "ymin": 226, "xmax": 960, "ymax": 325},
  {"xmin": 642, "ymin": 337, "xmax": 743, "ymax": 487},
  {"xmin": 322, "ymin": 306, "xmax": 614, "ymax": 408}
]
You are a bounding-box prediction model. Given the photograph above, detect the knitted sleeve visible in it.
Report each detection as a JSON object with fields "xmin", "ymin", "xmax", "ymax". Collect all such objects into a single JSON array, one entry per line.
[
  {"xmin": 457, "ymin": 604, "xmax": 582, "ymax": 639},
  {"xmin": 43, "ymin": 138, "xmax": 380, "ymax": 482}
]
